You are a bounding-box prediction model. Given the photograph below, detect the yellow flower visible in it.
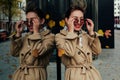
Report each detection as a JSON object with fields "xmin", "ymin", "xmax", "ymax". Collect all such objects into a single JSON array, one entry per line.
[
  {"xmin": 58, "ymin": 48, "xmax": 65, "ymax": 57},
  {"xmin": 45, "ymin": 14, "xmax": 50, "ymax": 19},
  {"xmin": 97, "ymin": 29, "xmax": 104, "ymax": 36},
  {"xmin": 105, "ymin": 46, "xmax": 110, "ymax": 48},
  {"xmin": 48, "ymin": 20, "xmax": 55, "ymax": 28},
  {"xmin": 59, "ymin": 19, "xmax": 65, "ymax": 27}
]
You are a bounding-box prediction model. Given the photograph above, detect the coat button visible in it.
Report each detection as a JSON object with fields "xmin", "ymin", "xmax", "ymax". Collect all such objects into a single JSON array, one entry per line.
[
  {"xmin": 78, "ymin": 51, "xmax": 81, "ymax": 55},
  {"xmin": 27, "ymin": 67, "xmax": 29, "ymax": 70},
  {"xmin": 87, "ymin": 52, "xmax": 90, "ymax": 55},
  {"xmin": 19, "ymin": 67, "xmax": 22, "ymax": 69},
  {"xmin": 81, "ymin": 67, "xmax": 83, "ymax": 69},
  {"xmin": 90, "ymin": 66, "xmax": 92, "ymax": 69},
  {"xmin": 29, "ymin": 53, "xmax": 31, "ymax": 55},
  {"xmin": 21, "ymin": 53, "xmax": 24, "ymax": 56}
]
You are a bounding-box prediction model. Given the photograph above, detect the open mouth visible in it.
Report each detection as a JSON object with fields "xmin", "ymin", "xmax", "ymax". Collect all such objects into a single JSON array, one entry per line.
[
  {"xmin": 28, "ymin": 26, "xmax": 33, "ymax": 30},
  {"xmin": 75, "ymin": 24, "xmax": 80, "ymax": 28}
]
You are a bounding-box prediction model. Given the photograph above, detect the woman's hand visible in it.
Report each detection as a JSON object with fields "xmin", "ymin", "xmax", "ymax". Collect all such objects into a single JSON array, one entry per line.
[
  {"xmin": 32, "ymin": 17, "xmax": 44, "ymax": 34},
  {"xmin": 15, "ymin": 20, "xmax": 24, "ymax": 37},
  {"xmin": 85, "ymin": 18, "xmax": 94, "ymax": 35},
  {"xmin": 65, "ymin": 17, "xmax": 75, "ymax": 32},
  {"xmin": 32, "ymin": 17, "xmax": 40, "ymax": 34}
]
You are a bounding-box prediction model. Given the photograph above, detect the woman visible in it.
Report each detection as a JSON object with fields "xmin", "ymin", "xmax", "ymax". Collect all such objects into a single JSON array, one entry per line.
[
  {"xmin": 55, "ymin": 6, "xmax": 102, "ymax": 80},
  {"xmin": 10, "ymin": 6, "xmax": 54, "ymax": 80}
]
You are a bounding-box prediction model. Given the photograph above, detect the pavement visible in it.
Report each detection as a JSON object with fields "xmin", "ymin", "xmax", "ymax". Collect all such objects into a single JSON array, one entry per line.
[
  {"xmin": 94, "ymin": 29, "xmax": 120, "ymax": 80},
  {"xmin": 0, "ymin": 30, "xmax": 120, "ymax": 80}
]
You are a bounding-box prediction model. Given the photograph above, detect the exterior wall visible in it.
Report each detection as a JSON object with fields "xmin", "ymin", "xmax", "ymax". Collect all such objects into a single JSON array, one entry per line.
[
  {"xmin": 114, "ymin": 0, "xmax": 120, "ymax": 17},
  {"xmin": 114, "ymin": 0, "xmax": 120, "ymax": 28}
]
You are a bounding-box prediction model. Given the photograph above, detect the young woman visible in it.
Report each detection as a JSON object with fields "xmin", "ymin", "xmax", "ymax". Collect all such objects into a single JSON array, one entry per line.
[
  {"xmin": 10, "ymin": 6, "xmax": 54, "ymax": 80},
  {"xmin": 55, "ymin": 6, "xmax": 102, "ymax": 80}
]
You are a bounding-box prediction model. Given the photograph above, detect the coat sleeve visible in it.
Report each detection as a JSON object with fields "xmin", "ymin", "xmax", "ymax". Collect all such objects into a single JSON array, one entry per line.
[
  {"xmin": 9, "ymin": 35, "xmax": 23, "ymax": 57},
  {"xmin": 18, "ymin": 31, "xmax": 55, "ymax": 58},
  {"xmin": 88, "ymin": 32, "xmax": 102, "ymax": 55},
  {"xmin": 55, "ymin": 32, "xmax": 78, "ymax": 57},
  {"xmin": 38, "ymin": 33, "xmax": 55, "ymax": 56}
]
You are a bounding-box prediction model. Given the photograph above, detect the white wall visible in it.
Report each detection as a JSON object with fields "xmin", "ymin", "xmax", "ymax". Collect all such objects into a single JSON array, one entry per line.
[{"xmin": 114, "ymin": 0, "xmax": 120, "ymax": 17}]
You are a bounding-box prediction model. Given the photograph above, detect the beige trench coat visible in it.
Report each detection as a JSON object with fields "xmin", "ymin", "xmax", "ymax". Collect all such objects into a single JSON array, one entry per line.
[
  {"xmin": 55, "ymin": 30, "xmax": 102, "ymax": 80},
  {"xmin": 10, "ymin": 29, "xmax": 55, "ymax": 80}
]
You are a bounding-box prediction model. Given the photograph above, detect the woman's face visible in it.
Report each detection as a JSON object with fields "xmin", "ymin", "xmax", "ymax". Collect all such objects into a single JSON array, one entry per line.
[
  {"xmin": 69, "ymin": 10, "xmax": 84, "ymax": 31},
  {"xmin": 26, "ymin": 12, "xmax": 39, "ymax": 32}
]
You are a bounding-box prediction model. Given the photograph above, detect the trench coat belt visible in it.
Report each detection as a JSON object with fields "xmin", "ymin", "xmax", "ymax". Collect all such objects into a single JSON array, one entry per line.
[
  {"xmin": 66, "ymin": 65, "xmax": 92, "ymax": 74},
  {"xmin": 19, "ymin": 65, "xmax": 45, "ymax": 74}
]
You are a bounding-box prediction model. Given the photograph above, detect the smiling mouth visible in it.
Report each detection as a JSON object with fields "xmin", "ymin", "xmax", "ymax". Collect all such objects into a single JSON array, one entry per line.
[
  {"xmin": 75, "ymin": 24, "xmax": 80, "ymax": 28},
  {"xmin": 28, "ymin": 26, "xmax": 33, "ymax": 30}
]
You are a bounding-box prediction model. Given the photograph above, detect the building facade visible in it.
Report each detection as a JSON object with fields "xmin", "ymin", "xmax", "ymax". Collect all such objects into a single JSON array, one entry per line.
[
  {"xmin": 114, "ymin": 0, "xmax": 120, "ymax": 17},
  {"xmin": 114, "ymin": 0, "xmax": 120, "ymax": 28}
]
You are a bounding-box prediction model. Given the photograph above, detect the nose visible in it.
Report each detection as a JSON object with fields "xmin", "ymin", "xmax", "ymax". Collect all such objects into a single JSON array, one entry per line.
[
  {"xmin": 27, "ymin": 19, "xmax": 33, "ymax": 26},
  {"xmin": 78, "ymin": 19, "xmax": 81, "ymax": 24}
]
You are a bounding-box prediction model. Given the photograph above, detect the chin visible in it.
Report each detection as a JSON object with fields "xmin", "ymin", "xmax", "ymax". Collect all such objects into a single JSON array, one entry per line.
[
  {"xmin": 28, "ymin": 29, "xmax": 33, "ymax": 32},
  {"xmin": 74, "ymin": 28, "xmax": 81, "ymax": 31}
]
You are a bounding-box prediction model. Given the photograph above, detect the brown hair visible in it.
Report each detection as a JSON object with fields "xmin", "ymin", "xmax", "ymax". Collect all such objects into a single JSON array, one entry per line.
[
  {"xmin": 65, "ymin": 6, "xmax": 85, "ymax": 18},
  {"xmin": 26, "ymin": 1, "xmax": 45, "ymax": 19}
]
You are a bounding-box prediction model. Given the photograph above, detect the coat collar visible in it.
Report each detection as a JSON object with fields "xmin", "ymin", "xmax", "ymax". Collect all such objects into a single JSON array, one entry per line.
[
  {"xmin": 41, "ymin": 29, "xmax": 51, "ymax": 36},
  {"xmin": 60, "ymin": 30, "xmax": 67, "ymax": 36},
  {"xmin": 60, "ymin": 29, "xmax": 87, "ymax": 36},
  {"xmin": 27, "ymin": 29, "xmax": 50, "ymax": 40}
]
